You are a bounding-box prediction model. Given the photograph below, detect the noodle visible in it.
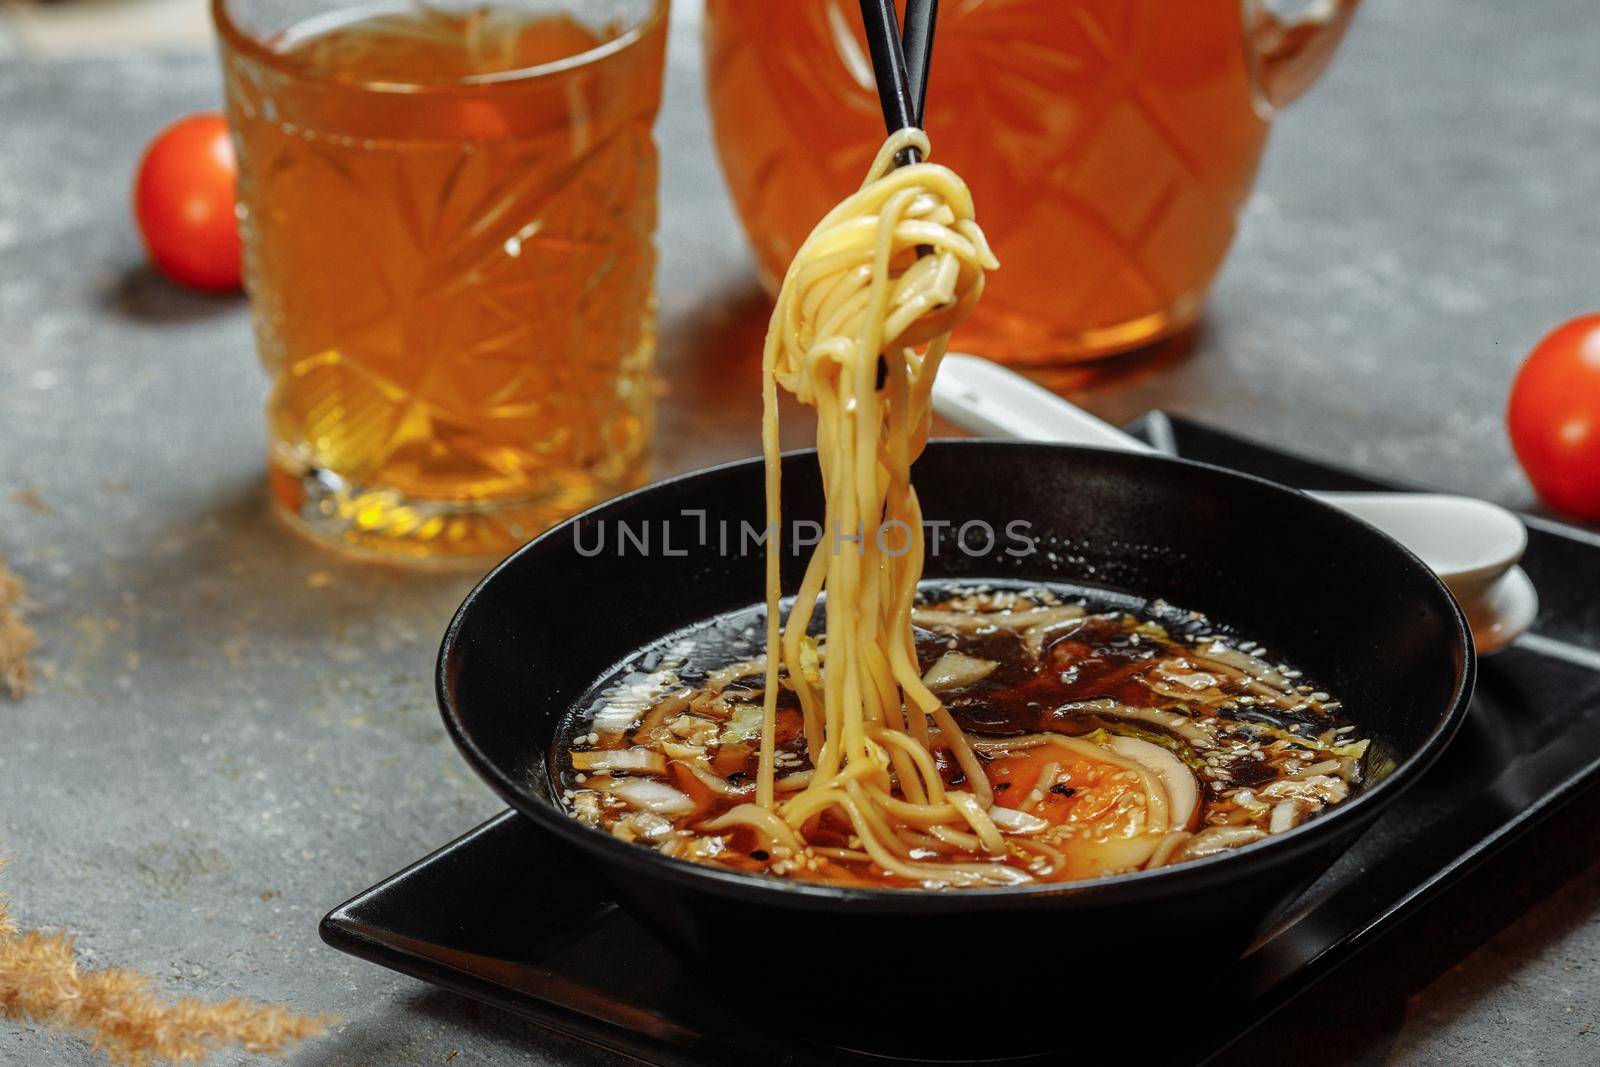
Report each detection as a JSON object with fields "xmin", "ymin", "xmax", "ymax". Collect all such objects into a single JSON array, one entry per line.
[
  {"xmin": 560, "ymin": 130, "xmax": 1370, "ymax": 889},
  {"xmin": 753, "ymin": 128, "xmax": 1002, "ymax": 885}
]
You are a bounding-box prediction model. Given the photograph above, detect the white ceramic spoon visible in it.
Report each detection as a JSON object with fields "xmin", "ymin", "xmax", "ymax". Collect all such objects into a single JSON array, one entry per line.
[{"xmin": 930, "ymin": 353, "xmax": 1537, "ymax": 653}]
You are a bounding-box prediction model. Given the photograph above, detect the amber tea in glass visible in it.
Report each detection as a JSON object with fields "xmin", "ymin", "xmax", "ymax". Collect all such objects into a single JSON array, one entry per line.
[{"xmin": 216, "ymin": 0, "xmax": 669, "ymax": 563}]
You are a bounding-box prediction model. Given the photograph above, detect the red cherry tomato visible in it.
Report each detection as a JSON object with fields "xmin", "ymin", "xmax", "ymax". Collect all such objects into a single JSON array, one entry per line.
[
  {"xmin": 132, "ymin": 113, "xmax": 243, "ymax": 292},
  {"xmin": 1508, "ymin": 314, "xmax": 1600, "ymax": 521}
]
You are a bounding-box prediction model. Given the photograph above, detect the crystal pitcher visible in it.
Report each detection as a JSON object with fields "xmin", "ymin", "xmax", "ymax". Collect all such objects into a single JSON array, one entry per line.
[{"xmin": 704, "ymin": 0, "xmax": 1359, "ymax": 365}]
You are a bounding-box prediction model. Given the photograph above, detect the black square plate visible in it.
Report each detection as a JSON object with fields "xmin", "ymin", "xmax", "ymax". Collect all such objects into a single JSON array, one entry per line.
[{"xmin": 323, "ymin": 414, "xmax": 1600, "ymax": 1065}]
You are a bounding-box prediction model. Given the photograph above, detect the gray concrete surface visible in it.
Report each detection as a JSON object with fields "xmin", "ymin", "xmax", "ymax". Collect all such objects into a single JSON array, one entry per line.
[{"xmin": 2, "ymin": 0, "xmax": 1599, "ymax": 1064}]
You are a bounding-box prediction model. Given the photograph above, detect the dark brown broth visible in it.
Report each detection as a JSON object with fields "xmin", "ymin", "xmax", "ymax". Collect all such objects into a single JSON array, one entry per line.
[{"xmin": 554, "ymin": 582, "xmax": 1367, "ymax": 888}]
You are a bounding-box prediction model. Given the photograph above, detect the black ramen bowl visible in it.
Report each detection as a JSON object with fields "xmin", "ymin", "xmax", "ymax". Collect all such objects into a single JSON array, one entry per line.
[{"xmin": 437, "ymin": 441, "xmax": 1473, "ymax": 1060}]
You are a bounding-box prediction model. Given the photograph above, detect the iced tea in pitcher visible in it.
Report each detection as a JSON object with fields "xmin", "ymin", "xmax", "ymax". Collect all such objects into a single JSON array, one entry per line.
[
  {"xmin": 704, "ymin": 0, "xmax": 1355, "ymax": 365},
  {"xmin": 217, "ymin": 0, "xmax": 669, "ymax": 563}
]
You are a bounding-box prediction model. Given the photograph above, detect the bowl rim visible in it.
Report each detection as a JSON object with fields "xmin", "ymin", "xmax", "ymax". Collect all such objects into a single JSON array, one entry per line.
[{"xmin": 437, "ymin": 439, "xmax": 1476, "ymax": 913}]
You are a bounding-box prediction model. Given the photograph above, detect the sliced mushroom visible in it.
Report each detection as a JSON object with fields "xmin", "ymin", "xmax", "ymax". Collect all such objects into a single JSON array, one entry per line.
[
  {"xmin": 1023, "ymin": 614, "xmax": 1088, "ymax": 658},
  {"xmin": 570, "ymin": 748, "xmax": 667, "ymax": 775},
  {"xmin": 683, "ymin": 761, "xmax": 755, "ymax": 798},
  {"xmin": 1174, "ymin": 825, "xmax": 1267, "ymax": 862},
  {"xmin": 921, "ymin": 651, "xmax": 999, "ymax": 691},
  {"xmin": 911, "ymin": 604, "xmax": 1085, "ymax": 633},
  {"xmin": 1192, "ymin": 642, "xmax": 1292, "ymax": 691},
  {"xmin": 986, "ymin": 805, "xmax": 1050, "ymax": 835},
  {"xmin": 1053, "ymin": 699, "xmax": 1212, "ymax": 746}
]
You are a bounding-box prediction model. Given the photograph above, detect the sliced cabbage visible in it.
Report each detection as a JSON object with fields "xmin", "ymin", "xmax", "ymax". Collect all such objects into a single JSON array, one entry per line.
[
  {"xmin": 591, "ymin": 668, "xmax": 685, "ymax": 733},
  {"xmin": 1246, "ymin": 721, "xmax": 1370, "ymax": 760},
  {"xmin": 607, "ymin": 778, "xmax": 697, "ymax": 816},
  {"xmin": 720, "ymin": 703, "xmax": 764, "ymax": 745},
  {"xmin": 1269, "ymin": 800, "xmax": 1302, "ymax": 834},
  {"xmin": 797, "ymin": 636, "xmax": 823, "ymax": 686}
]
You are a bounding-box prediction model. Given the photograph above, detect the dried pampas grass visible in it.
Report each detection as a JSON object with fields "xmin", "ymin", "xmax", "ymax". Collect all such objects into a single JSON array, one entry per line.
[
  {"xmin": 0, "ymin": 559, "xmax": 35, "ymax": 698},
  {"xmin": 0, "ymin": 859, "xmax": 336, "ymax": 1064}
]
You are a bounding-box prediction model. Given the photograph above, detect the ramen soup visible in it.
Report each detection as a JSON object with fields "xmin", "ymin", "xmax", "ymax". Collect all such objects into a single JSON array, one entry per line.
[
  {"xmin": 555, "ymin": 131, "xmax": 1361, "ymax": 891},
  {"xmin": 556, "ymin": 583, "xmax": 1368, "ymax": 889}
]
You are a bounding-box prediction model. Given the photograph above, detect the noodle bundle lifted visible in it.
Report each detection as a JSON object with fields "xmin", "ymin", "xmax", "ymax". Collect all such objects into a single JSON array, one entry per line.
[
  {"xmin": 739, "ymin": 128, "xmax": 1011, "ymax": 885},
  {"xmin": 557, "ymin": 132, "xmax": 1369, "ymax": 888}
]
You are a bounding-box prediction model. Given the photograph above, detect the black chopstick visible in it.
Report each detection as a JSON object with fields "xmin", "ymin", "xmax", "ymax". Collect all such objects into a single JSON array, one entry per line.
[
  {"xmin": 858, "ymin": 0, "xmax": 941, "ymax": 382},
  {"xmin": 857, "ymin": 0, "xmax": 936, "ymax": 166},
  {"xmin": 900, "ymin": 0, "xmax": 938, "ymax": 127}
]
